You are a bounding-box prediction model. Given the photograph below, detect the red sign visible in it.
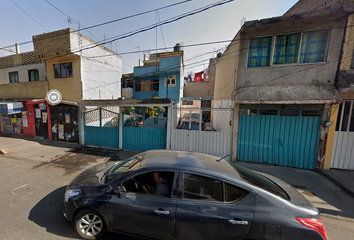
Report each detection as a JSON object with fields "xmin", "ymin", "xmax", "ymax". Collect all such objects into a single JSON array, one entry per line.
[{"xmin": 194, "ymin": 72, "xmax": 203, "ymax": 82}]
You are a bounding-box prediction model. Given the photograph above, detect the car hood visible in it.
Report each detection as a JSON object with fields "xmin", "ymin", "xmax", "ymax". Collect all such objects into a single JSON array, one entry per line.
[{"xmin": 69, "ymin": 162, "xmax": 116, "ymax": 187}]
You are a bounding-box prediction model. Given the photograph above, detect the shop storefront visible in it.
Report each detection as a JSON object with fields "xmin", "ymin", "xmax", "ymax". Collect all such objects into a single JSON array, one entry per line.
[
  {"xmin": 0, "ymin": 102, "xmax": 26, "ymax": 135},
  {"xmin": 50, "ymin": 104, "xmax": 79, "ymax": 143}
]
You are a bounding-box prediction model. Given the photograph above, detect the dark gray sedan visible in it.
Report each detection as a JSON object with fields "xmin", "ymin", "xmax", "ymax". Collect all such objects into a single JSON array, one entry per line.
[{"xmin": 63, "ymin": 150, "xmax": 328, "ymax": 240}]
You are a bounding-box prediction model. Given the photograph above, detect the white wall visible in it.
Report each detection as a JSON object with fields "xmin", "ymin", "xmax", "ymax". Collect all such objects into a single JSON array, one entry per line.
[
  {"xmin": 0, "ymin": 63, "xmax": 46, "ymax": 84},
  {"xmin": 212, "ymin": 100, "xmax": 234, "ymax": 133},
  {"xmin": 70, "ymin": 33, "xmax": 122, "ymax": 100}
]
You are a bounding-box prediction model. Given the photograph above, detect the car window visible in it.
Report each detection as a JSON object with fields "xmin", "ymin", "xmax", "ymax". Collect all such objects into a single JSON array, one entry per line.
[
  {"xmin": 122, "ymin": 171, "xmax": 174, "ymax": 198},
  {"xmin": 106, "ymin": 154, "xmax": 143, "ymax": 182},
  {"xmin": 230, "ymin": 163, "xmax": 289, "ymax": 200},
  {"xmin": 183, "ymin": 173, "xmax": 223, "ymax": 202},
  {"xmin": 224, "ymin": 183, "xmax": 248, "ymax": 202}
]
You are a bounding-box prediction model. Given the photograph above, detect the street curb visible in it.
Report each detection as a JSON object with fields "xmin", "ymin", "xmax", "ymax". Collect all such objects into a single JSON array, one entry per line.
[{"xmin": 319, "ymin": 170, "xmax": 354, "ymax": 199}]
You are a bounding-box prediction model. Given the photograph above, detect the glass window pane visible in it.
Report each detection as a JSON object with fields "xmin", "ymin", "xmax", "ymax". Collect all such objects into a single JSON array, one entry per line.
[
  {"xmin": 183, "ymin": 173, "xmax": 223, "ymax": 202},
  {"xmin": 135, "ymin": 81, "xmax": 142, "ymax": 92},
  {"xmin": 54, "ymin": 64, "xmax": 61, "ymax": 78},
  {"xmin": 9, "ymin": 72, "xmax": 19, "ymax": 83},
  {"xmin": 273, "ymin": 33, "xmax": 301, "ymax": 64},
  {"xmin": 152, "ymin": 80, "xmax": 159, "ymax": 91},
  {"xmin": 230, "ymin": 163, "xmax": 289, "ymax": 200},
  {"xmin": 225, "ymin": 183, "xmax": 248, "ymax": 202},
  {"xmin": 34, "ymin": 70, "xmax": 39, "ymax": 81},
  {"xmin": 67, "ymin": 63, "xmax": 73, "ymax": 77},
  {"xmin": 61, "ymin": 64, "xmax": 67, "ymax": 78},
  {"xmin": 299, "ymin": 30, "xmax": 328, "ymax": 63},
  {"xmin": 248, "ymin": 36, "xmax": 273, "ymax": 67}
]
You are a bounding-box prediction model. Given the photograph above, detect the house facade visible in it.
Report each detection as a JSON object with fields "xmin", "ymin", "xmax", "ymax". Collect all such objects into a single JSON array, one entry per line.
[
  {"xmin": 0, "ymin": 28, "xmax": 122, "ymax": 144},
  {"xmin": 214, "ymin": 7, "xmax": 352, "ymax": 169},
  {"xmin": 283, "ymin": 0, "xmax": 354, "ymax": 170},
  {"xmin": 133, "ymin": 50, "xmax": 184, "ymax": 104}
]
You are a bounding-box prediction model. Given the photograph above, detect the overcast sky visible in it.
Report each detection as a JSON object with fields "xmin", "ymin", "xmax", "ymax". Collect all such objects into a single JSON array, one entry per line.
[{"xmin": 0, "ymin": 0, "xmax": 298, "ymax": 74}]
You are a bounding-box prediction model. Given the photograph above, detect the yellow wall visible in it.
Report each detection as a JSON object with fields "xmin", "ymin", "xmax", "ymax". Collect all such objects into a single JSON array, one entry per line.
[
  {"xmin": 0, "ymin": 80, "xmax": 48, "ymax": 99},
  {"xmin": 340, "ymin": 14, "xmax": 354, "ymax": 70},
  {"xmin": 323, "ymin": 104, "xmax": 340, "ymax": 170},
  {"xmin": 46, "ymin": 54, "xmax": 82, "ymax": 102}
]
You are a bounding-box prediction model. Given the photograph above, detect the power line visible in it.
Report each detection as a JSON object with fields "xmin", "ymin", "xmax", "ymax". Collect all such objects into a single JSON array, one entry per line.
[
  {"xmin": 3, "ymin": 0, "xmax": 194, "ymax": 49},
  {"xmin": 157, "ymin": 10, "xmax": 168, "ymax": 52},
  {"xmin": 10, "ymin": 0, "xmax": 49, "ymax": 32},
  {"xmin": 70, "ymin": 0, "xmax": 236, "ymax": 54},
  {"xmin": 4, "ymin": 0, "xmax": 235, "ymax": 53},
  {"xmin": 44, "ymin": 0, "xmax": 99, "ymax": 42}
]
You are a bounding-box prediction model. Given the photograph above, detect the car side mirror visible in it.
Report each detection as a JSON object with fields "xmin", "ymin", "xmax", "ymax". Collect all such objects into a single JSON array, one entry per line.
[{"xmin": 113, "ymin": 186, "xmax": 121, "ymax": 199}]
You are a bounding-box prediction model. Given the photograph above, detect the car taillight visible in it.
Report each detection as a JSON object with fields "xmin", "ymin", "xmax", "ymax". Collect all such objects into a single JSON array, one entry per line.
[{"xmin": 296, "ymin": 218, "xmax": 328, "ymax": 240}]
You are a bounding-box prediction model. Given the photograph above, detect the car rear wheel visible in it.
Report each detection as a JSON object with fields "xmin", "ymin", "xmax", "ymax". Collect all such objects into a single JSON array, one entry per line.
[{"xmin": 75, "ymin": 209, "xmax": 106, "ymax": 240}]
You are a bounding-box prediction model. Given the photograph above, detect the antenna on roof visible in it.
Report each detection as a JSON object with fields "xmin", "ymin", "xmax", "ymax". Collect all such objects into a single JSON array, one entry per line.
[{"xmin": 216, "ymin": 154, "xmax": 230, "ymax": 162}]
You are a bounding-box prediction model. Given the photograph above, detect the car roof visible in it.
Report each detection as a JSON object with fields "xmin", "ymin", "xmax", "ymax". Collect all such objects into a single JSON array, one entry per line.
[{"xmin": 140, "ymin": 150, "xmax": 241, "ymax": 180}]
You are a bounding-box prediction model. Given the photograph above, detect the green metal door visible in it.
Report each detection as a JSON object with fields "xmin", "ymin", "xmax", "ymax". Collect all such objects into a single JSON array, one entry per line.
[
  {"xmin": 237, "ymin": 104, "xmax": 322, "ymax": 169},
  {"xmin": 84, "ymin": 108, "xmax": 119, "ymax": 149},
  {"xmin": 122, "ymin": 107, "xmax": 167, "ymax": 152}
]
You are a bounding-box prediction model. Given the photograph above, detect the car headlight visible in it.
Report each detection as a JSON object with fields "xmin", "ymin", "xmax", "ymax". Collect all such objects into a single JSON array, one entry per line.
[{"xmin": 65, "ymin": 189, "xmax": 81, "ymax": 202}]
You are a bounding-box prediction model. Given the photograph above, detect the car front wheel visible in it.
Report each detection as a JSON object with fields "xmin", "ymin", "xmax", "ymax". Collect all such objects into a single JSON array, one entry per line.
[{"xmin": 75, "ymin": 209, "xmax": 106, "ymax": 239}]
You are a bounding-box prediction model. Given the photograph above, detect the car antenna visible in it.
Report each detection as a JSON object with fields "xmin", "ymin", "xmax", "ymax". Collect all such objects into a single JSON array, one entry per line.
[{"xmin": 216, "ymin": 154, "xmax": 230, "ymax": 162}]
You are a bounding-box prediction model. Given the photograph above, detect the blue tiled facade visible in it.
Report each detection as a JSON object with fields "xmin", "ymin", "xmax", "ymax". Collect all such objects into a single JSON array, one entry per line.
[{"xmin": 133, "ymin": 55, "xmax": 182, "ymax": 104}]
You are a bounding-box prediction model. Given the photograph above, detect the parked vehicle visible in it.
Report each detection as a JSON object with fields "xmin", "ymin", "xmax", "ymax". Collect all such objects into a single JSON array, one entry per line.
[
  {"xmin": 177, "ymin": 118, "xmax": 205, "ymax": 130},
  {"xmin": 63, "ymin": 150, "xmax": 327, "ymax": 240},
  {"xmin": 182, "ymin": 112, "xmax": 200, "ymax": 120},
  {"xmin": 103, "ymin": 113, "xmax": 143, "ymax": 128},
  {"xmin": 144, "ymin": 117, "xmax": 167, "ymax": 129}
]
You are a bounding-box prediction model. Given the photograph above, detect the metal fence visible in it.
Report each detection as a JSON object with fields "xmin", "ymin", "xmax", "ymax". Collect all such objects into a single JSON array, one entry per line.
[{"xmin": 171, "ymin": 107, "xmax": 233, "ymax": 158}]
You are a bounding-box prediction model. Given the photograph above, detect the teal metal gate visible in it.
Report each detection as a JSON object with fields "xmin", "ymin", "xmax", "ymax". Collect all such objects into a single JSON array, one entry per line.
[
  {"xmin": 237, "ymin": 105, "xmax": 322, "ymax": 169},
  {"xmin": 123, "ymin": 107, "xmax": 167, "ymax": 152},
  {"xmin": 84, "ymin": 108, "xmax": 119, "ymax": 149}
]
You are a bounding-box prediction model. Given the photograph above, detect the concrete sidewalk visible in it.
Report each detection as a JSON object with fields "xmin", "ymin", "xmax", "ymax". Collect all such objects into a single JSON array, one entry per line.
[
  {"xmin": 321, "ymin": 169, "xmax": 354, "ymax": 198},
  {"xmin": 0, "ymin": 135, "xmax": 76, "ymax": 163}
]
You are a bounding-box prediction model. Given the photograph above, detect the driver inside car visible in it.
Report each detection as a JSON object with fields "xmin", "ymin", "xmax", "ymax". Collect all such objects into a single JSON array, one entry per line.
[{"xmin": 142, "ymin": 172, "xmax": 171, "ymax": 197}]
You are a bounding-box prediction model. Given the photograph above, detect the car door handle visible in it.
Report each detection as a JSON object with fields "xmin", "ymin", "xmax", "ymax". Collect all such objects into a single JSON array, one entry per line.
[
  {"xmin": 228, "ymin": 220, "xmax": 248, "ymax": 225},
  {"xmin": 154, "ymin": 210, "xmax": 169, "ymax": 215}
]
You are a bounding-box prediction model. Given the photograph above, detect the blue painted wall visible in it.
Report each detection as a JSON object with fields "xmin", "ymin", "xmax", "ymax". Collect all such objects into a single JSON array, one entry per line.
[{"xmin": 133, "ymin": 55, "xmax": 182, "ymax": 103}]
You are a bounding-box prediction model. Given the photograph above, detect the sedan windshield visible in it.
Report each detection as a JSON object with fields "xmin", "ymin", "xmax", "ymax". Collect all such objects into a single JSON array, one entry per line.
[
  {"xmin": 230, "ymin": 163, "xmax": 289, "ymax": 200},
  {"xmin": 106, "ymin": 154, "xmax": 143, "ymax": 183}
]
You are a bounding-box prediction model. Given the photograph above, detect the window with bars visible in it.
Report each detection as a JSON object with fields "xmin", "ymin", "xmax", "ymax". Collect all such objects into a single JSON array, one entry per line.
[
  {"xmin": 240, "ymin": 104, "xmax": 323, "ymax": 117},
  {"xmin": 9, "ymin": 71, "xmax": 19, "ymax": 83},
  {"xmin": 335, "ymin": 101, "xmax": 354, "ymax": 132},
  {"xmin": 135, "ymin": 80, "xmax": 159, "ymax": 92},
  {"xmin": 54, "ymin": 62, "xmax": 73, "ymax": 78}
]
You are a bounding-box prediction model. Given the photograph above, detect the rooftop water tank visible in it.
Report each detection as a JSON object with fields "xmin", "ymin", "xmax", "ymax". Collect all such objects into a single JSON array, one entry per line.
[{"xmin": 174, "ymin": 43, "xmax": 182, "ymax": 52}]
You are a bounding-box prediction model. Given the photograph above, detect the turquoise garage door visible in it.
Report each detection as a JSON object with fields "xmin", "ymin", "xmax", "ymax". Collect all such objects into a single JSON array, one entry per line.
[{"xmin": 237, "ymin": 104, "xmax": 322, "ymax": 169}]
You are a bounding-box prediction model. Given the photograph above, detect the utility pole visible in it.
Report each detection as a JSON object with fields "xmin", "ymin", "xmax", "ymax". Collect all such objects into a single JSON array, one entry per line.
[{"xmin": 0, "ymin": 45, "xmax": 17, "ymax": 53}]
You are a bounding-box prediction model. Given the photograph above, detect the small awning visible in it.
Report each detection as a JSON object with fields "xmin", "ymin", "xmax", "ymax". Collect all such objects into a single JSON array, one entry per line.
[
  {"xmin": 77, "ymin": 98, "xmax": 172, "ymax": 107},
  {"xmin": 0, "ymin": 102, "xmax": 26, "ymax": 115}
]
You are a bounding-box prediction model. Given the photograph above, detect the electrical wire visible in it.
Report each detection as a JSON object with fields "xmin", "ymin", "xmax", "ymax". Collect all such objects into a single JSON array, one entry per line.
[
  {"xmin": 3, "ymin": 0, "xmax": 195, "ymax": 49},
  {"xmin": 10, "ymin": 0, "xmax": 49, "ymax": 32}
]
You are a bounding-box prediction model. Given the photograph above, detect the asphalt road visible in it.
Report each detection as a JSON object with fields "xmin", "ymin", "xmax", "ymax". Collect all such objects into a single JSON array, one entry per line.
[{"xmin": 0, "ymin": 136, "xmax": 353, "ymax": 240}]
